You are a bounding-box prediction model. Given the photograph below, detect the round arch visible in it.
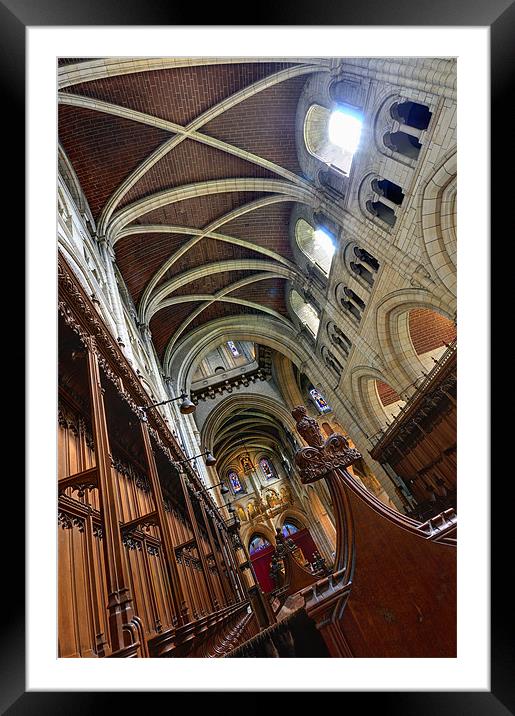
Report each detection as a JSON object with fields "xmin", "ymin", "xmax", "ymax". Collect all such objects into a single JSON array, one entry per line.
[
  {"xmin": 168, "ymin": 314, "xmax": 313, "ymax": 394},
  {"xmin": 421, "ymin": 151, "xmax": 457, "ymax": 296},
  {"xmin": 374, "ymin": 288, "xmax": 455, "ymax": 392},
  {"xmin": 350, "ymin": 364, "xmax": 405, "ymax": 436}
]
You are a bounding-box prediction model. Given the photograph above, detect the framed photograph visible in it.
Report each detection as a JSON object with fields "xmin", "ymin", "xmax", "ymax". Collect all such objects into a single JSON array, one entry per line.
[{"xmin": 11, "ymin": 0, "xmax": 505, "ymax": 709}]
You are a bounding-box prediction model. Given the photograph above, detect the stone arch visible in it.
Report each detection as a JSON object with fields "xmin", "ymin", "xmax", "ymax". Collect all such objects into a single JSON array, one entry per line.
[
  {"xmin": 421, "ymin": 151, "xmax": 457, "ymax": 296},
  {"xmin": 350, "ymin": 364, "xmax": 405, "ymax": 436},
  {"xmin": 168, "ymin": 314, "xmax": 313, "ymax": 394},
  {"xmin": 275, "ymin": 508, "xmax": 309, "ymax": 531},
  {"xmin": 375, "ymin": 288, "xmax": 455, "ymax": 392},
  {"xmin": 240, "ymin": 523, "xmax": 277, "ymax": 554},
  {"xmin": 201, "ymin": 393, "xmax": 300, "ymax": 456}
]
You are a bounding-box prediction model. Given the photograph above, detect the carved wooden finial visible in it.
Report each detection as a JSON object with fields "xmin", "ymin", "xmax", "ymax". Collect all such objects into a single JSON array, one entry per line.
[{"xmin": 291, "ymin": 405, "xmax": 324, "ymax": 448}]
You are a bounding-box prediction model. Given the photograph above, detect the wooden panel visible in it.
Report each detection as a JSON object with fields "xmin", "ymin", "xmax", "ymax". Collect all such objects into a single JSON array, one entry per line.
[
  {"xmin": 58, "ymin": 514, "xmax": 96, "ymax": 657},
  {"xmin": 339, "ymin": 483, "xmax": 456, "ymax": 657}
]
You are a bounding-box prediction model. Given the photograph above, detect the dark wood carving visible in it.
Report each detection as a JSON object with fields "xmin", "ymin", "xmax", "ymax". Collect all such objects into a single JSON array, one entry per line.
[{"xmin": 292, "ymin": 405, "xmax": 457, "ymax": 657}]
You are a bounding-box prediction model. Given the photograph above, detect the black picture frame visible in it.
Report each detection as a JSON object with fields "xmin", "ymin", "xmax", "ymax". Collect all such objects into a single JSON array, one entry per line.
[{"xmin": 8, "ymin": 0, "xmax": 506, "ymax": 710}]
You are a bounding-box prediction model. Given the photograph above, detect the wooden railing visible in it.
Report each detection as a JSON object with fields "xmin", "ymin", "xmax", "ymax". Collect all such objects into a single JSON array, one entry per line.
[
  {"xmin": 289, "ymin": 405, "xmax": 457, "ymax": 657},
  {"xmin": 370, "ymin": 338, "xmax": 457, "ymax": 454}
]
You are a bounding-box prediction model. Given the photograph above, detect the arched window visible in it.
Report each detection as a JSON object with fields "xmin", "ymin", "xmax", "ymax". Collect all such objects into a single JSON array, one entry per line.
[
  {"xmin": 309, "ymin": 387, "xmax": 331, "ymax": 414},
  {"xmin": 344, "ymin": 286, "xmax": 366, "ymax": 310},
  {"xmin": 304, "ymin": 104, "xmax": 363, "ymax": 175},
  {"xmin": 290, "ymin": 290, "xmax": 320, "ymax": 337},
  {"xmin": 328, "ymin": 323, "xmax": 352, "ymax": 353},
  {"xmin": 371, "ymin": 178, "xmax": 404, "ymax": 205},
  {"xmin": 391, "ymin": 101, "xmax": 432, "ymax": 130},
  {"xmin": 366, "ymin": 199, "xmax": 397, "ymax": 227},
  {"xmin": 354, "ymin": 246, "xmax": 379, "ymax": 272},
  {"xmin": 282, "ymin": 521, "xmax": 300, "ymax": 537},
  {"xmin": 383, "ymin": 131, "xmax": 422, "ymax": 160},
  {"xmin": 295, "ymin": 218, "xmax": 335, "ymax": 275},
  {"xmin": 249, "ymin": 534, "xmax": 271, "ymax": 556},
  {"xmin": 228, "ymin": 470, "xmax": 244, "ymax": 495},
  {"xmin": 350, "ymin": 260, "xmax": 374, "ymax": 286},
  {"xmin": 226, "ymin": 340, "xmax": 240, "ymax": 357},
  {"xmin": 259, "ymin": 457, "xmax": 277, "ymax": 481}
]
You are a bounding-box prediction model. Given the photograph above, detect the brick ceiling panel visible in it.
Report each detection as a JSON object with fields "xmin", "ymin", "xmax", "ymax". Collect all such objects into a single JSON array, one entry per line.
[
  {"xmin": 221, "ymin": 202, "xmax": 294, "ymax": 260},
  {"xmin": 408, "ymin": 309, "xmax": 457, "ymax": 356},
  {"xmin": 59, "ymin": 105, "xmax": 170, "ymax": 220},
  {"xmin": 58, "ymin": 58, "xmax": 94, "ymax": 66},
  {"xmin": 187, "ymin": 303, "xmax": 262, "ymax": 335},
  {"xmin": 120, "ymin": 139, "xmax": 278, "ymax": 209},
  {"xmin": 376, "ymin": 381, "xmax": 401, "ymax": 407},
  {"xmin": 202, "ymin": 76, "xmax": 307, "ymax": 175},
  {"xmin": 155, "ymin": 238, "xmax": 267, "ymax": 290},
  {"xmin": 130, "ymin": 190, "xmax": 268, "ymax": 229},
  {"xmin": 171, "ymin": 270, "xmax": 252, "ymax": 298},
  {"xmin": 115, "ymin": 232, "xmax": 189, "ymax": 304},
  {"xmin": 150, "ymin": 301, "xmax": 199, "ymax": 359},
  {"xmin": 61, "ymin": 63, "xmax": 296, "ymax": 126},
  {"xmin": 228, "ymin": 277, "xmax": 288, "ymax": 316}
]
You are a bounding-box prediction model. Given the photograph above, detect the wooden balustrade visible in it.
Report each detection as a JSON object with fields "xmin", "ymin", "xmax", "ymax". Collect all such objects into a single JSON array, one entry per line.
[{"xmin": 292, "ymin": 405, "xmax": 457, "ymax": 658}]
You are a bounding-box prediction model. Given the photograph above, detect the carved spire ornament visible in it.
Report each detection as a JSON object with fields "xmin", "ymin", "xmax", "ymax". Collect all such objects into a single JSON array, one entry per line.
[{"xmin": 291, "ymin": 406, "xmax": 362, "ymax": 483}]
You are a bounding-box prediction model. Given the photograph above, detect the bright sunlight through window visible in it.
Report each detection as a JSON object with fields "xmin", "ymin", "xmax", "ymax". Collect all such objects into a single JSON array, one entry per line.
[
  {"xmin": 328, "ymin": 109, "xmax": 363, "ymax": 156},
  {"xmin": 314, "ymin": 228, "xmax": 336, "ymax": 261}
]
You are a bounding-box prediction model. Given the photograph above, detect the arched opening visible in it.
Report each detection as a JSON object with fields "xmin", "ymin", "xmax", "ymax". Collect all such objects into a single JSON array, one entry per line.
[
  {"xmin": 290, "ymin": 289, "xmax": 320, "ymax": 338},
  {"xmin": 375, "ymin": 380, "xmax": 406, "ymax": 423},
  {"xmin": 350, "ymin": 260, "xmax": 374, "ymax": 286},
  {"xmin": 295, "ymin": 218, "xmax": 335, "ymax": 275},
  {"xmin": 372, "ymin": 178, "xmax": 405, "ymax": 205},
  {"xmin": 391, "ymin": 100, "xmax": 432, "ymax": 130},
  {"xmin": 354, "ymin": 246, "xmax": 380, "ymax": 272},
  {"xmin": 328, "ymin": 323, "xmax": 352, "ymax": 354},
  {"xmin": 279, "ymin": 517, "xmax": 321, "ymax": 569},
  {"xmin": 341, "ymin": 297, "xmax": 361, "ymax": 321},
  {"xmin": 366, "ymin": 200, "xmax": 397, "ymax": 227},
  {"xmin": 248, "ymin": 533, "xmax": 276, "ymax": 593},
  {"xmin": 384, "ymin": 131, "xmax": 422, "ymax": 160},
  {"xmin": 408, "ymin": 308, "xmax": 457, "ymax": 371},
  {"xmin": 304, "ymin": 103, "xmax": 363, "ymax": 175}
]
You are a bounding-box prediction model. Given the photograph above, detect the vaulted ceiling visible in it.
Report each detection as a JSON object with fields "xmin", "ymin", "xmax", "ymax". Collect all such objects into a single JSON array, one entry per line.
[{"xmin": 58, "ymin": 58, "xmax": 329, "ymax": 368}]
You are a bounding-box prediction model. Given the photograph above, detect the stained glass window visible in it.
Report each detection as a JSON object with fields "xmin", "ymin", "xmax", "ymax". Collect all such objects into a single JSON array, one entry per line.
[
  {"xmin": 309, "ymin": 387, "xmax": 331, "ymax": 414},
  {"xmin": 249, "ymin": 535, "xmax": 271, "ymax": 555},
  {"xmin": 282, "ymin": 522, "xmax": 300, "ymax": 537},
  {"xmin": 228, "ymin": 470, "xmax": 243, "ymax": 494},
  {"xmin": 227, "ymin": 340, "xmax": 240, "ymax": 357},
  {"xmin": 259, "ymin": 457, "xmax": 276, "ymax": 480}
]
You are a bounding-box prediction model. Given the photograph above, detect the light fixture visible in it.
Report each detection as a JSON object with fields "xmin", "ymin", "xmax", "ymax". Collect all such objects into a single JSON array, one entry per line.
[
  {"xmin": 139, "ymin": 391, "xmax": 196, "ymax": 415},
  {"xmin": 204, "ymin": 450, "xmax": 217, "ymax": 466},
  {"xmin": 173, "ymin": 450, "xmax": 217, "ymax": 467},
  {"xmin": 178, "ymin": 394, "xmax": 196, "ymax": 414},
  {"xmin": 194, "ymin": 480, "xmax": 228, "ymax": 496}
]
